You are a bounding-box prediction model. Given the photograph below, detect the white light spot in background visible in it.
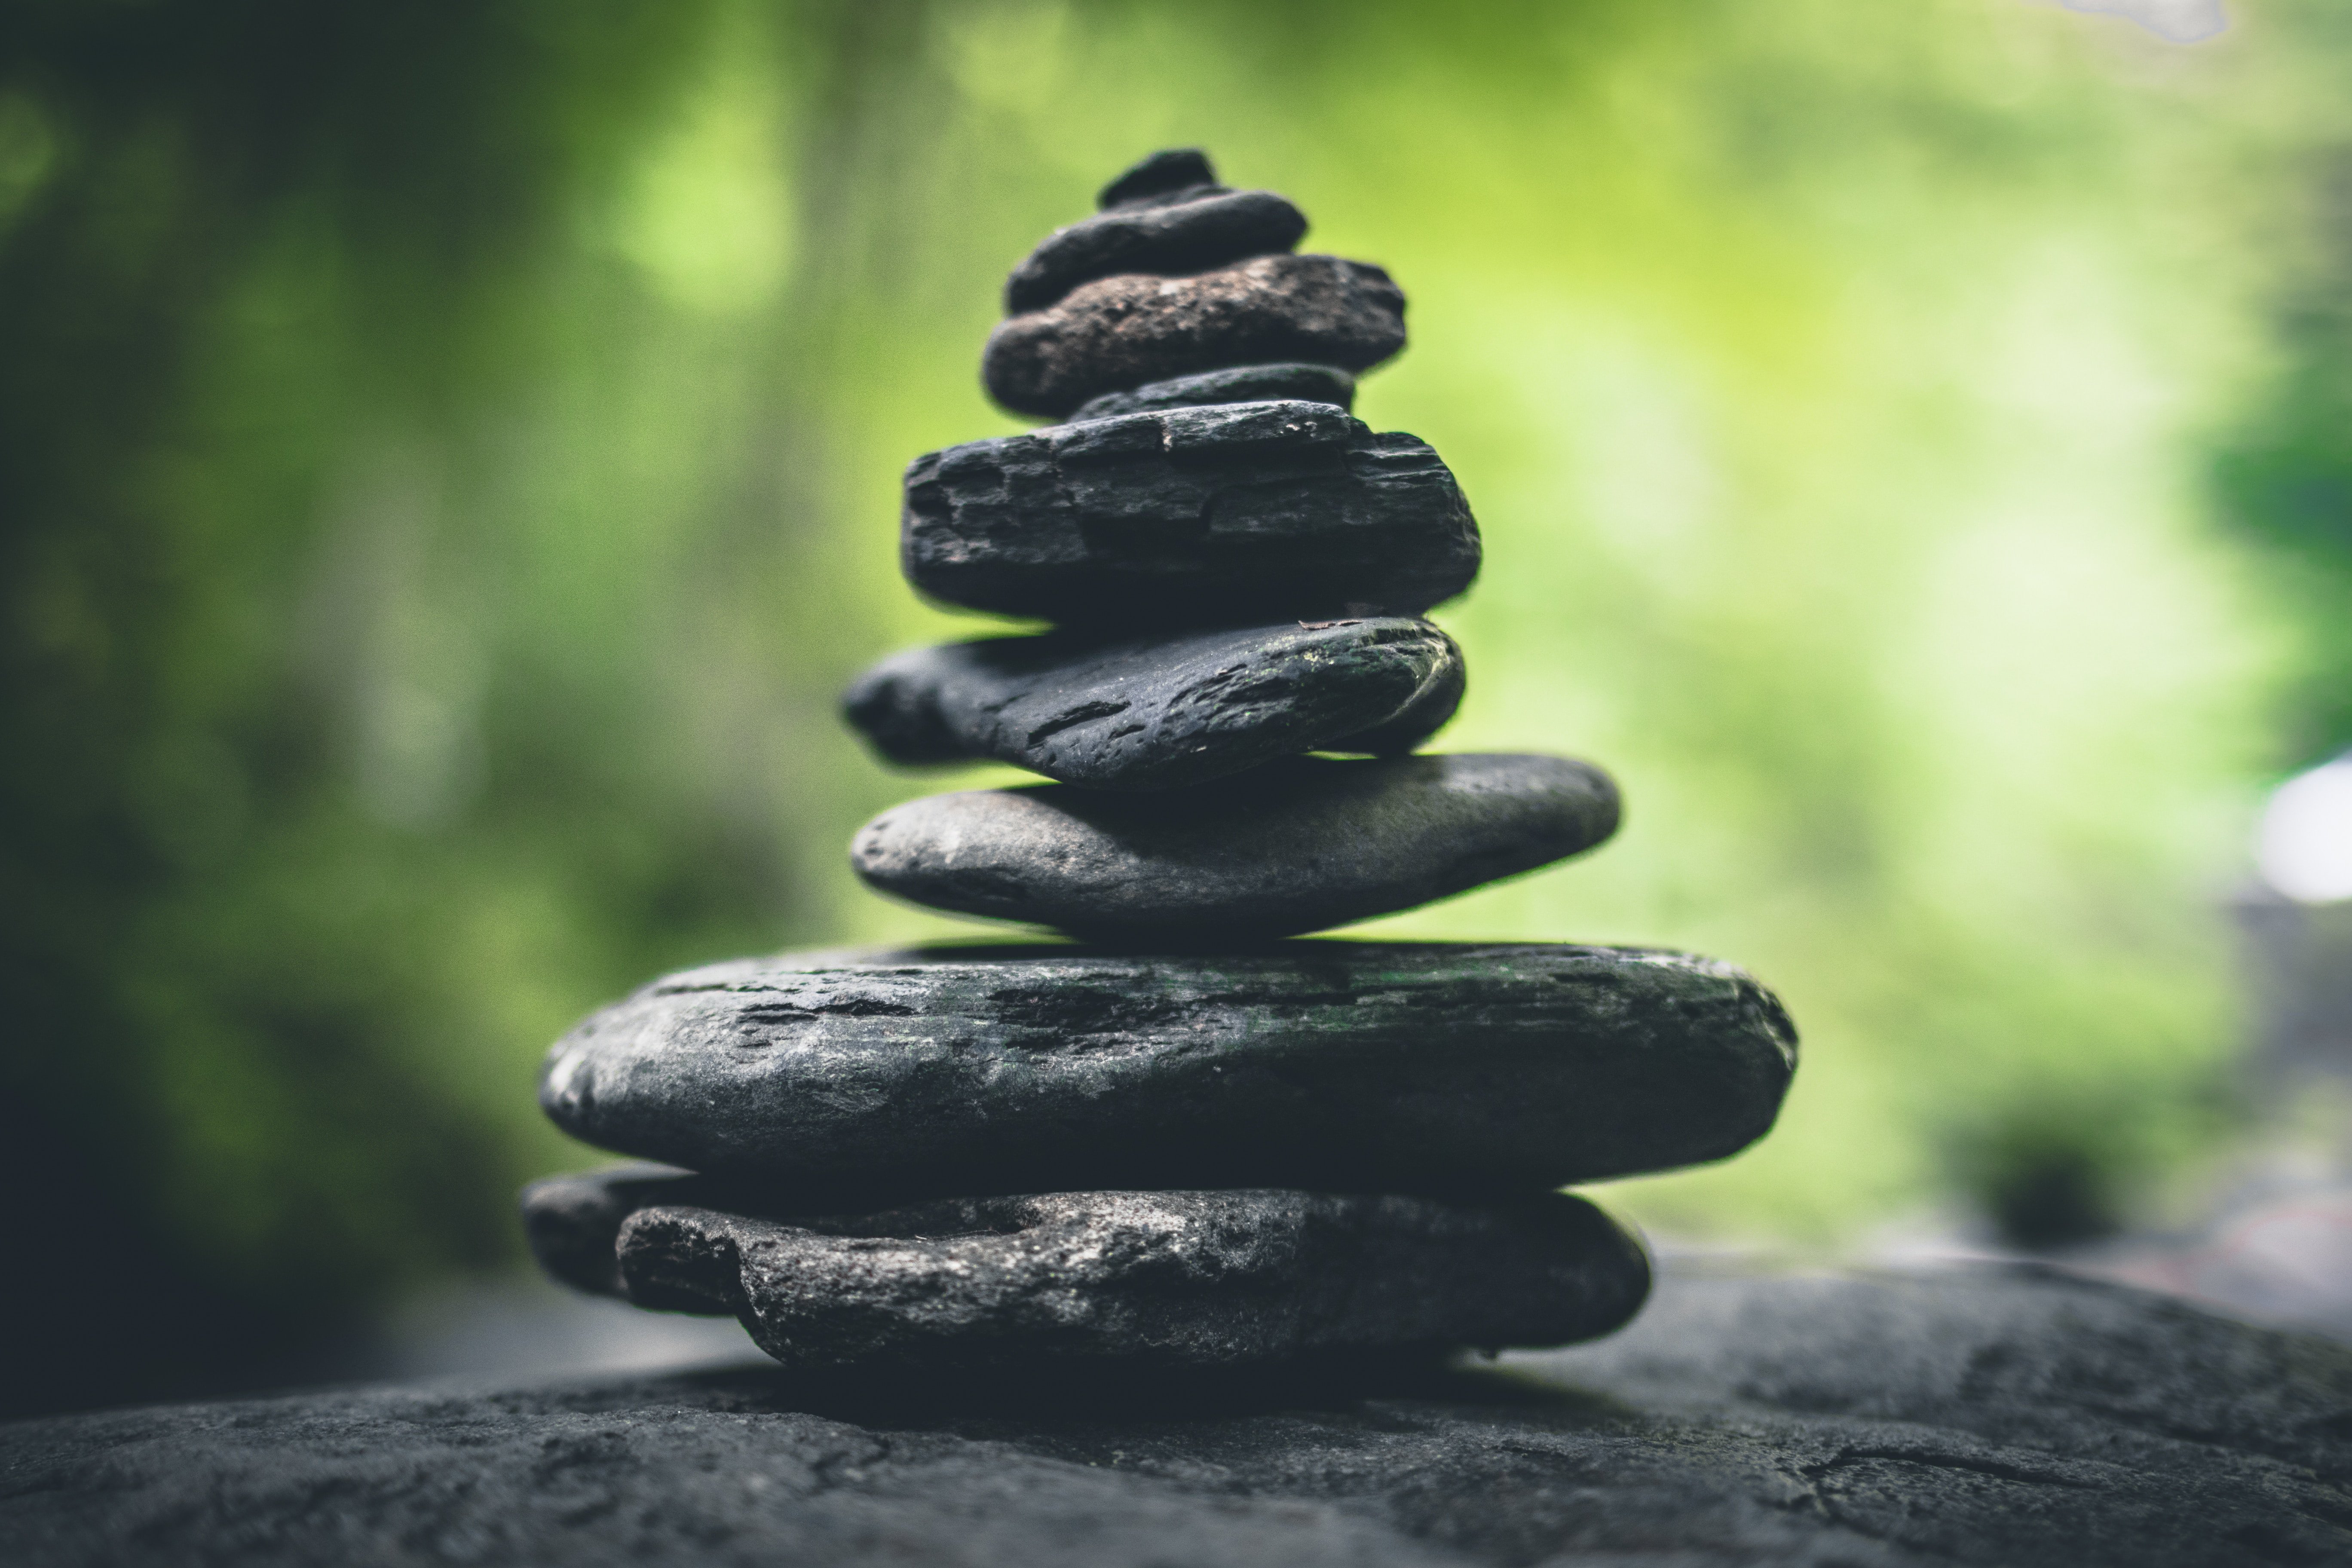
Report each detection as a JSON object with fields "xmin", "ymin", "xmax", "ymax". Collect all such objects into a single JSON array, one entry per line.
[
  {"xmin": 2059, "ymin": 0, "xmax": 2229, "ymax": 44},
  {"xmin": 2259, "ymin": 759, "xmax": 2352, "ymax": 904}
]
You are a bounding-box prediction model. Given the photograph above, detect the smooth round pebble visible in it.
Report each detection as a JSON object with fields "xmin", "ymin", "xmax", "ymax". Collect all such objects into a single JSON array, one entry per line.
[
  {"xmin": 1096, "ymin": 147, "xmax": 1220, "ymax": 209},
  {"xmin": 1005, "ymin": 187, "xmax": 1306, "ymax": 314},
  {"xmin": 850, "ymin": 753, "xmax": 1614, "ymax": 938}
]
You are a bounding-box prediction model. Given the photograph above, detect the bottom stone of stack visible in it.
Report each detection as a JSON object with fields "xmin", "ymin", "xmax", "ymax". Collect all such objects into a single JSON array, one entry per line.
[{"xmin": 522, "ymin": 1167, "xmax": 1651, "ymax": 1373}]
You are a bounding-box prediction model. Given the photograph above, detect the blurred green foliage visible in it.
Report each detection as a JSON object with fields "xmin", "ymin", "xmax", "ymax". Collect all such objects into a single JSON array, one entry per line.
[{"xmin": 4, "ymin": 0, "xmax": 2351, "ymax": 1410}]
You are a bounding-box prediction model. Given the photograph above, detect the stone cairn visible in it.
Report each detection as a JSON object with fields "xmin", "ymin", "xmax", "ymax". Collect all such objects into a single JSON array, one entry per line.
[{"xmin": 521, "ymin": 151, "xmax": 1798, "ymax": 1377}]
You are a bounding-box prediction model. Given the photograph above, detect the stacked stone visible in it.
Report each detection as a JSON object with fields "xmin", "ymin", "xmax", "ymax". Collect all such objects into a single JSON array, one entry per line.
[{"xmin": 520, "ymin": 151, "xmax": 1799, "ymax": 1377}]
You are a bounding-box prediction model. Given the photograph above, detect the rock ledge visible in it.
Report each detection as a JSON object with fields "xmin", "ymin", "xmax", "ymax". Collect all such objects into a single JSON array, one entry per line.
[{"xmin": 5, "ymin": 1264, "xmax": 2344, "ymax": 1568}]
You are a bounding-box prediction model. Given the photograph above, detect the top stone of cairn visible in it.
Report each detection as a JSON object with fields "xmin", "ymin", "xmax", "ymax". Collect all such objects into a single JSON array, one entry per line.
[
  {"xmin": 1004, "ymin": 148, "xmax": 1309, "ymax": 315},
  {"xmin": 984, "ymin": 149, "xmax": 1406, "ymax": 418},
  {"xmin": 914, "ymin": 151, "xmax": 1464, "ymax": 630},
  {"xmin": 1097, "ymin": 148, "xmax": 1220, "ymax": 207}
]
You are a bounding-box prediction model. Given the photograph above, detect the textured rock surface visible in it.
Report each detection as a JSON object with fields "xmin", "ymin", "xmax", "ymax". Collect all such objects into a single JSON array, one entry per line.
[
  {"xmin": 851, "ymin": 753, "xmax": 1616, "ymax": 938},
  {"xmin": 903, "ymin": 401, "xmax": 1476, "ymax": 623},
  {"xmin": 842, "ymin": 619, "xmax": 1461, "ymax": 789},
  {"xmin": 537, "ymin": 939, "xmax": 1793, "ymax": 1200},
  {"xmin": 1071, "ymin": 362, "xmax": 1354, "ymax": 421},
  {"xmin": 593, "ymin": 1188, "xmax": 1651, "ymax": 1372},
  {"xmin": 8, "ymin": 1264, "xmax": 2346, "ymax": 1567},
  {"xmin": 521, "ymin": 1162, "xmax": 710, "ymax": 1296},
  {"xmin": 984, "ymin": 255, "xmax": 1407, "ymax": 417},
  {"xmin": 1006, "ymin": 189, "xmax": 1307, "ymax": 313}
]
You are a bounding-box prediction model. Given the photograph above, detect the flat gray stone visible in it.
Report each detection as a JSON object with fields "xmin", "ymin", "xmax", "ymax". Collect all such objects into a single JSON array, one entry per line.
[
  {"xmin": 9, "ymin": 1264, "xmax": 2346, "ymax": 1567},
  {"xmin": 536, "ymin": 939, "xmax": 1793, "ymax": 1201},
  {"xmin": 840, "ymin": 618, "xmax": 1461, "ymax": 789},
  {"xmin": 983, "ymin": 255, "xmax": 1407, "ymax": 418},
  {"xmin": 903, "ymin": 400, "xmax": 1476, "ymax": 623},
  {"xmin": 1006, "ymin": 189, "xmax": 1307, "ymax": 314},
  {"xmin": 551, "ymin": 1182, "xmax": 1652, "ymax": 1372},
  {"xmin": 851, "ymin": 753, "xmax": 1616, "ymax": 939},
  {"xmin": 1071, "ymin": 361, "xmax": 1354, "ymax": 421}
]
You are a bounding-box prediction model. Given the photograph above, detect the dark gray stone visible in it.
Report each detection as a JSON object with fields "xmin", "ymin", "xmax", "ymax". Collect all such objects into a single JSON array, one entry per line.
[
  {"xmin": 1071, "ymin": 362, "xmax": 1355, "ymax": 421},
  {"xmin": 840, "ymin": 619, "xmax": 1461, "ymax": 789},
  {"xmin": 536, "ymin": 938, "xmax": 1792, "ymax": 1200},
  {"xmin": 851, "ymin": 753, "xmax": 1617, "ymax": 939},
  {"xmin": 594, "ymin": 1188, "xmax": 1652, "ymax": 1372},
  {"xmin": 1098, "ymin": 147, "xmax": 1219, "ymax": 209},
  {"xmin": 1006, "ymin": 189, "xmax": 1308, "ymax": 314},
  {"xmin": 520, "ymin": 1162, "xmax": 705, "ymax": 1296},
  {"xmin": 983, "ymin": 255, "xmax": 1407, "ymax": 418},
  {"xmin": 903, "ymin": 400, "xmax": 1477, "ymax": 623},
  {"xmin": 9, "ymin": 1264, "xmax": 2347, "ymax": 1567}
]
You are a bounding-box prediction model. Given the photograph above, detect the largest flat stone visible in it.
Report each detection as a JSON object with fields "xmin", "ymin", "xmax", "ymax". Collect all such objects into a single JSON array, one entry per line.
[
  {"xmin": 545, "ymin": 1181, "xmax": 1652, "ymax": 1373},
  {"xmin": 840, "ymin": 618, "xmax": 1462, "ymax": 790},
  {"xmin": 536, "ymin": 940, "xmax": 1796, "ymax": 1201},
  {"xmin": 901, "ymin": 400, "xmax": 1478, "ymax": 623},
  {"xmin": 851, "ymin": 753, "xmax": 1614, "ymax": 939},
  {"xmin": 983, "ymin": 254, "xmax": 1407, "ymax": 417},
  {"xmin": 11, "ymin": 1265, "xmax": 2345, "ymax": 1567}
]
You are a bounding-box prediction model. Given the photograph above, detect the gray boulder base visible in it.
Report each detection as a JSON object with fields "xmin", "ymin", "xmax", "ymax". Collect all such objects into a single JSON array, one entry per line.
[
  {"xmin": 841, "ymin": 618, "xmax": 1462, "ymax": 790},
  {"xmin": 577, "ymin": 1185, "xmax": 1653, "ymax": 1372},
  {"xmin": 983, "ymin": 254, "xmax": 1407, "ymax": 417},
  {"xmin": 1005, "ymin": 187, "xmax": 1307, "ymax": 313},
  {"xmin": 1071, "ymin": 362, "xmax": 1355, "ymax": 421},
  {"xmin": 536, "ymin": 939, "xmax": 1794, "ymax": 1201},
  {"xmin": 9, "ymin": 1263, "xmax": 2346, "ymax": 1568},
  {"xmin": 851, "ymin": 753, "xmax": 1617, "ymax": 939},
  {"xmin": 903, "ymin": 400, "xmax": 1477, "ymax": 623}
]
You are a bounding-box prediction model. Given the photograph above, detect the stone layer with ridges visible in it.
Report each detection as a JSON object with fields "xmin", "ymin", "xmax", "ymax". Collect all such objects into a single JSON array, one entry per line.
[
  {"xmin": 841, "ymin": 618, "xmax": 1461, "ymax": 790},
  {"xmin": 901, "ymin": 400, "xmax": 1477, "ymax": 624}
]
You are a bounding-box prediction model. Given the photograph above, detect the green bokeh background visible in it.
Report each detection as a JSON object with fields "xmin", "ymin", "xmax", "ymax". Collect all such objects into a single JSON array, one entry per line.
[{"xmin": 5, "ymin": 0, "xmax": 2350, "ymax": 1412}]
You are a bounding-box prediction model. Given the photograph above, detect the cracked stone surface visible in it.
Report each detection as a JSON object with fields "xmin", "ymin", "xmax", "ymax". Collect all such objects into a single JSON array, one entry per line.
[
  {"xmin": 536, "ymin": 939, "xmax": 1795, "ymax": 1202},
  {"xmin": 1004, "ymin": 187, "xmax": 1307, "ymax": 314},
  {"xmin": 1070, "ymin": 362, "xmax": 1355, "ymax": 421},
  {"xmin": 532, "ymin": 1183, "xmax": 1654, "ymax": 1372},
  {"xmin": 6, "ymin": 1263, "xmax": 2345, "ymax": 1567},
  {"xmin": 850, "ymin": 753, "xmax": 1617, "ymax": 939},
  {"xmin": 841, "ymin": 618, "xmax": 1461, "ymax": 789},
  {"xmin": 983, "ymin": 254, "xmax": 1407, "ymax": 417},
  {"xmin": 901, "ymin": 400, "xmax": 1477, "ymax": 624}
]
